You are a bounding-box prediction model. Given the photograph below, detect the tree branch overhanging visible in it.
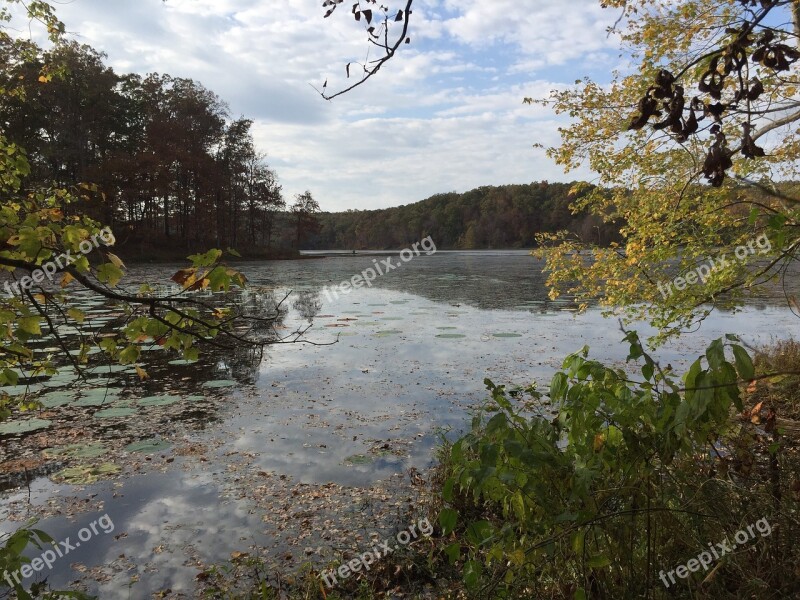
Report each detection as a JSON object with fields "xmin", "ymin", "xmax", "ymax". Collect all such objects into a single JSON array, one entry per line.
[{"xmin": 319, "ymin": 0, "xmax": 413, "ymax": 101}]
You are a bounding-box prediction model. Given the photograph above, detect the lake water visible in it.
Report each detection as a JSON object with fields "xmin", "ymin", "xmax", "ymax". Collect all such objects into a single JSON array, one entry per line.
[{"xmin": 1, "ymin": 250, "xmax": 798, "ymax": 597}]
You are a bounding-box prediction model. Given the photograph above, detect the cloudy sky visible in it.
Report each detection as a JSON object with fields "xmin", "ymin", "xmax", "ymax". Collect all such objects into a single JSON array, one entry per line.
[{"xmin": 16, "ymin": 0, "xmax": 625, "ymax": 211}]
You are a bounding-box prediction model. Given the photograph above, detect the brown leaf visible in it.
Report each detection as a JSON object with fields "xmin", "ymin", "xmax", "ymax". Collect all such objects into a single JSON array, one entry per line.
[{"xmin": 171, "ymin": 268, "xmax": 196, "ymax": 286}]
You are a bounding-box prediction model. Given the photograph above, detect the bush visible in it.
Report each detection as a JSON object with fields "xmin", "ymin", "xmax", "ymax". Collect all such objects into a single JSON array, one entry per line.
[{"xmin": 438, "ymin": 331, "xmax": 800, "ymax": 599}]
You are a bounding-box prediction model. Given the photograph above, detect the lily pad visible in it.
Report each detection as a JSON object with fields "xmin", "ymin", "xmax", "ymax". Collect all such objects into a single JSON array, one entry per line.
[
  {"xmin": 202, "ymin": 380, "xmax": 238, "ymax": 389},
  {"xmin": 344, "ymin": 454, "xmax": 374, "ymax": 465},
  {"xmin": 137, "ymin": 395, "xmax": 181, "ymax": 407},
  {"xmin": 74, "ymin": 388, "xmax": 120, "ymax": 407},
  {"xmin": 436, "ymin": 334, "xmax": 467, "ymax": 339},
  {"xmin": 86, "ymin": 364, "xmax": 132, "ymax": 375},
  {"xmin": 40, "ymin": 390, "xmax": 78, "ymax": 408},
  {"xmin": 436, "ymin": 327, "xmax": 459, "ymax": 330},
  {"xmin": 0, "ymin": 418, "xmax": 52, "ymax": 435},
  {"xmin": 0, "ymin": 384, "xmax": 42, "ymax": 397},
  {"xmin": 373, "ymin": 330, "xmax": 402, "ymax": 337},
  {"xmin": 125, "ymin": 439, "xmax": 171, "ymax": 454},
  {"xmin": 44, "ymin": 442, "xmax": 107, "ymax": 460},
  {"xmin": 183, "ymin": 395, "xmax": 206, "ymax": 402},
  {"xmin": 94, "ymin": 407, "xmax": 136, "ymax": 419},
  {"xmin": 168, "ymin": 359, "xmax": 198, "ymax": 366},
  {"xmin": 492, "ymin": 333, "xmax": 522, "ymax": 338},
  {"xmin": 53, "ymin": 462, "xmax": 121, "ymax": 485}
]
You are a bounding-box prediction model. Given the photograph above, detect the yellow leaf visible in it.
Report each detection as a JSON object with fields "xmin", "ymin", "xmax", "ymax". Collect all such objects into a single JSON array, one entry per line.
[
  {"xmin": 67, "ymin": 308, "xmax": 85, "ymax": 323},
  {"xmin": 107, "ymin": 252, "xmax": 125, "ymax": 269},
  {"xmin": 38, "ymin": 75, "xmax": 48, "ymax": 83},
  {"xmin": 60, "ymin": 272, "xmax": 75, "ymax": 288},
  {"xmin": 135, "ymin": 365, "xmax": 149, "ymax": 381}
]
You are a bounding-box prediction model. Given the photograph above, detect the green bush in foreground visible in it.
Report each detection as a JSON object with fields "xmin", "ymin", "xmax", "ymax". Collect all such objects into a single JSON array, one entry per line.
[{"xmin": 439, "ymin": 331, "xmax": 800, "ymax": 599}]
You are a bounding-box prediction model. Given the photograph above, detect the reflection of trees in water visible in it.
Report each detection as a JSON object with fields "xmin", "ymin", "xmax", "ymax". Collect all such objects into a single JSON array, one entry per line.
[
  {"xmin": 208, "ymin": 288, "xmax": 290, "ymax": 381},
  {"xmin": 292, "ymin": 290, "xmax": 322, "ymax": 322}
]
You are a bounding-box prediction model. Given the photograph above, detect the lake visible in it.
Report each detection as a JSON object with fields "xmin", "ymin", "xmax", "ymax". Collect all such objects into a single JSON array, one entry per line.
[{"xmin": 1, "ymin": 250, "xmax": 798, "ymax": 597}]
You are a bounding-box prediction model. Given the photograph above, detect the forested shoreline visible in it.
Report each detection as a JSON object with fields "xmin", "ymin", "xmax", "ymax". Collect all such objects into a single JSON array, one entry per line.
[{"xmin": 1, "ymin": 39, "xmax": 625, "ymax": 258}]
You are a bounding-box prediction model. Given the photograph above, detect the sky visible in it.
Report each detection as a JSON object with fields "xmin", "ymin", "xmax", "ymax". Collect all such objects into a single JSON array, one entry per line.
[{"xmin": 12, "ymin": 0, "xmax": 625, "ymax": 211}]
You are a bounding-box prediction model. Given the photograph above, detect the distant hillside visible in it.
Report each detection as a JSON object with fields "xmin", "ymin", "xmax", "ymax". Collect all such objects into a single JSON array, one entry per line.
[{"xmin": 303, "ymin": 181, "xmax": 622, "ymax": 250}]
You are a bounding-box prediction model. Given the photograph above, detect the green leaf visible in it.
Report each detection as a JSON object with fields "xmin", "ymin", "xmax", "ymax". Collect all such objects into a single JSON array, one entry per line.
[
  {"xmin": 587, "ymin": 554, "xmax": 611, "ymax": 568},
  {"xmin": 439, "ymin": 508, "xmax": 458, "ymax": 535},
  {"xmin": 550, "ymin": 372, "xmax": 568, "ymax": 401},
  {"xmin": 95, "ymin": 262, "xmax": 124, "ymax": 286},
  {"xmin": 642, "ymin": 362, "xmax": 654, "ymax": 381},
  {"xmin": 463, "ymin": 560, "xmax": 482, "ymax": 590},
  {"xmin": 443, "ymin": 477, "xmax": 455, "ymax": 502},
  {"xmin": 18, "ymin": 316, "xmax": 41, "ymax": 336},
  {"xmin": 731, "ymin": 344, "xmax": 755, "ymax": 381},
  {"xmin": 188, "ymin": 249, "xmax": 223, "ymax": 267},
  {"xmin": 466, "ymin": 520, "xmax": 494, "ymax": 546},
  {"xmin": 444, "ymin": 542, "xmax": 461, "ymax": 564},
  {"xmin": 119, "ymin": 345, "xmax": 140, "ymax": 365}
]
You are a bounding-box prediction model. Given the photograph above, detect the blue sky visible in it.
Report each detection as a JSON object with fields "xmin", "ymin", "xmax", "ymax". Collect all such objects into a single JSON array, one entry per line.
[{"xmin": 12, "ymin": 0, "xmax": 625, "ymax": 211}]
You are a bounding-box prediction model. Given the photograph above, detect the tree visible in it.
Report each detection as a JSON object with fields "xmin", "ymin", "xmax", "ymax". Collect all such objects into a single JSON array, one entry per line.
[
  {"xmin": 526, "ymin": 0, "xmax": 800, "ymax": 339},
  {"xmin": 0, "ymin": 3, "xmax": 311, "ymax": 447},
  {"xmin": 291, "ymin": 190, "xmax": 321, "ymax": 248}
]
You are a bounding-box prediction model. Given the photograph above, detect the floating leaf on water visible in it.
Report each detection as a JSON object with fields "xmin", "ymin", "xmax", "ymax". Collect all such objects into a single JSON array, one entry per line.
[
  {"xmin": 373, "ymin": 330, "xmax": 402, "ymax": 337},
  {"xmin": 325, "ymin": 324, "xmax": 349, "ymax": 328},
  {"xmin": 125, "ymin": 439, "xmax": 171, "ymax": 454},
  {"xmin": 0, "ymin": 384, "xmax": 42, "ymax": 397},
  {"xmin": 436, "ymin": 334, "xmax": 467, "ymax": 339},
  {"xmin": 53, "ymin": 462, "xmax": 120, "ymax": 485},
  {"xmin": 74, "ymin": 388, "xmax": 120, "ymax": 407},
  {"xmin": 183, "ymin": 395, "xmax": 206, "ymax": 402},
  {"xmin": 344, "ymin": 454, "xmax": 373, "ymax": 465},
  {"xmin": 137, "ymin": 395, "xmax": 181, "ymax": 407},
  {"xmin": 41, "ymin": 373, "xmax": 79, "ymax": 388},
  {"xmin": 202, "ymin": 380, "xmax": 238, "ymax": 389},
  {"xmin": 40, "ymin": 390, "xmax": 78, "ymax": 408},
  {"xmin": 0, "ymin": 418, "xmax": 52, "ymax": 435},
  {"xmin": 67, "ymin": 347, "xmax": 101, "ymax": 356},
  {"xmin": 168, "ymin": 359, "xmax": 199, "ymax": 366},
  {"xmin": 492, "ymin": 333, "xmax": 523, "ymax": 338},
  {"xmin": 87, "ymin": 364, "xmax": 132, "ymax": 375},
  {"xmin": 379, "ymin": 317, "xmax": 404, "ymax": 321},
  {"xmin": 437, "ymin": 327, "xmax": 459, "ymax": 330},
  {"xmin": 43, "ymin": 442, "xmax": 106, "ymax": 460},
  {"xmin": 93, "ymin": 407, "xmax": 136, "ymax": 419}
]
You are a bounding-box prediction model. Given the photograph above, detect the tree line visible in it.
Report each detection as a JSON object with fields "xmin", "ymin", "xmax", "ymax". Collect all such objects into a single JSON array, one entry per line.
[
  {"xmin": 306, "ymin": 182, "xmax": 622, "ymax": 250},
  {"xmin": 1, "ymin": 39, "xmax": 322, "ymax": 258}
]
